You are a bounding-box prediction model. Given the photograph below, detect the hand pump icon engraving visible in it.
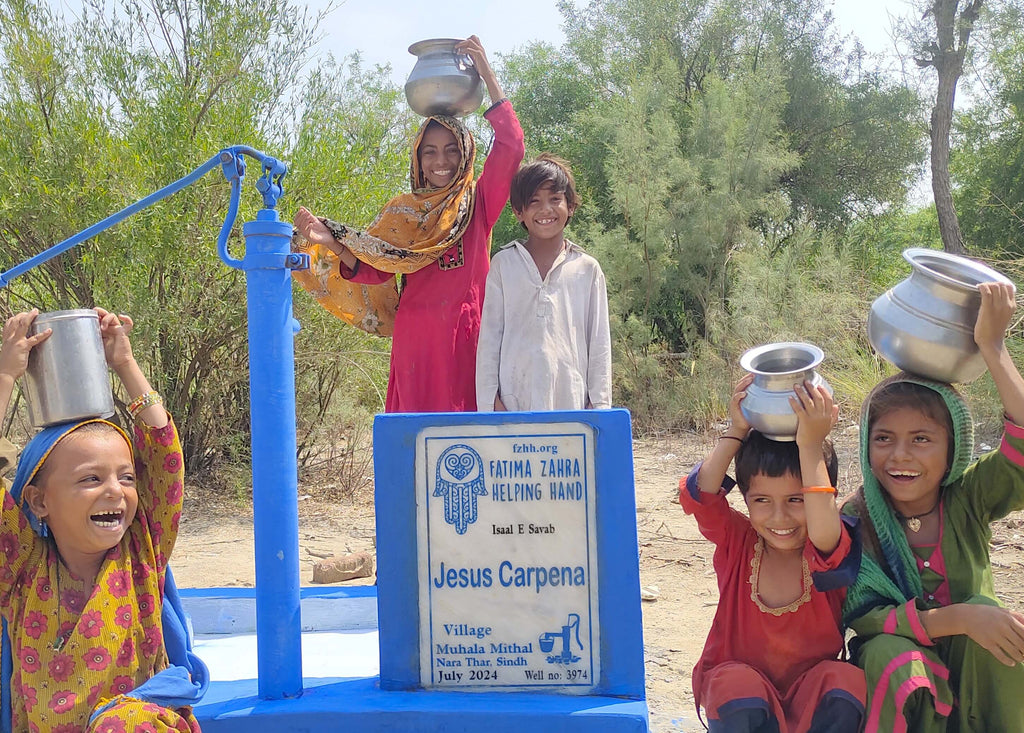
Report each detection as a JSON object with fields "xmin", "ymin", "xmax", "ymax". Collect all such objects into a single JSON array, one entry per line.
[{"xmin": 539, "ymin": 613, "xmax": 583, "ymax": 664}]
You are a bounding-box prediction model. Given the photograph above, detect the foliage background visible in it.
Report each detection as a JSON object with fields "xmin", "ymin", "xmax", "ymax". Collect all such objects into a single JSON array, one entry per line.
[{"xmin": 1, "ymin": 0, "xmax": 1023, "ymax": 494}]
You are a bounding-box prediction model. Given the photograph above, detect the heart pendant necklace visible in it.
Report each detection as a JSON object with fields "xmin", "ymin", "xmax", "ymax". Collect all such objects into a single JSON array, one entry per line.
[{"xmin": 897, "ymin": 499, "xmax": 941, "ymax": 534}]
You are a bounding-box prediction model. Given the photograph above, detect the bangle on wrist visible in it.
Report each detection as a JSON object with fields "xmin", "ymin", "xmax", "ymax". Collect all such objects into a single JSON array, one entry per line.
[
  {"xmin": 717, "ymin": 435, "xmax": 744, "ymax": 443},
  {"xmin": 801, "ymin": 485, "xmax": 837, "ymax": 495},
  {"xmin": 127, "ymin": 390, "xmax": 163, "ymax": 420}
]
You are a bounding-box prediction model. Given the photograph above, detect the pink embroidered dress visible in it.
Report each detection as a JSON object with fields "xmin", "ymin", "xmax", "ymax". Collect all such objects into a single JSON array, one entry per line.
[{"xmin": 340, "ymin": 100, "xmax": 525, "ymax": 413}]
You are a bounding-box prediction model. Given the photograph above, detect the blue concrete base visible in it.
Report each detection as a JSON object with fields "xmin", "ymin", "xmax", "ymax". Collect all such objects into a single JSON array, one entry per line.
[
  {"xmin": 184, "ymin": 587, "xmax": 649, "ymax": 732},
  {"xmin": 195, "ymin": 677, "xmax": 648, "ymax": 732}
]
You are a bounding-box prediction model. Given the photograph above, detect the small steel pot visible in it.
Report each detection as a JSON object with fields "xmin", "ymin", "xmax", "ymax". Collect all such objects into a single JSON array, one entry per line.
[
  {"xmin": 24, "ymin": 310, "xmax": 114, "ymax": 427},
  {"xmin": 404, "ymin": 38, "xmax": 484, "ymax": 118},
  {"xmin": 739, "ymin": 342, "xmax": 832, "ymax": 442},
  {"xmin": 867, "ymin": 248, "xmax": 1014, "ymax": 383}
]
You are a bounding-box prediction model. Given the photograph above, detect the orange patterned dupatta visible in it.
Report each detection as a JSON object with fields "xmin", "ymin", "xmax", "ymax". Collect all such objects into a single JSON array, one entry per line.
[{"xmin": 291, "ymin": 115, "xmax": 477, "ymax": 337}]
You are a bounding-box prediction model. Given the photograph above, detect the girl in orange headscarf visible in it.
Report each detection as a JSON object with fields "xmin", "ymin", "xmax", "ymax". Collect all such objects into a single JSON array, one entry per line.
[{"xmin": 292, "ymin": 36, "xmax": 524, "ymax": 413}]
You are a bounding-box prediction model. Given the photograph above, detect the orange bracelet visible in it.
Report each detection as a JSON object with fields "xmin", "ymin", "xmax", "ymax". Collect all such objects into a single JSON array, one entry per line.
[{"xmin": 801, "ymin": 486, "xmax": 837, "ymax": 495}]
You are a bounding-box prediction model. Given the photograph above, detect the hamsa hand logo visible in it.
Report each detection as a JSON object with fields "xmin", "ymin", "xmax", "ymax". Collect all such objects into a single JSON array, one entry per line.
[{"xmin": 433, "ymin": 444, "xmax": 487, "ymax": 534}]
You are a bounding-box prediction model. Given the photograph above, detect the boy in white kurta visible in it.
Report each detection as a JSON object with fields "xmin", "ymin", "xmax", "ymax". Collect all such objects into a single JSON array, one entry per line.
[{"xmin": 476, "ymin": 154, "xmax": 612, "ymax": 412}]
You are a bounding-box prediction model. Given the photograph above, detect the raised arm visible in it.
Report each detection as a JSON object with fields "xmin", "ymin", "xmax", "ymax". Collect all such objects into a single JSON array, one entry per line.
[
  {"xmin": 696, "ymin": 374, "xmax": 753, "ymax": 493},
  {"xmin": 792, "ymin": 381, "xmax": 841, "ymax": 554},
  {"xmin": 455, "ymin": 35, "xmax": 504, "ymax": 104},
  {"xmin": 95, "ymin": 308, "xmax": 167, "ymax": 429},
  {"xmin": 976, "ymin": 281, "xmax": 1024, "ymax": 425}
]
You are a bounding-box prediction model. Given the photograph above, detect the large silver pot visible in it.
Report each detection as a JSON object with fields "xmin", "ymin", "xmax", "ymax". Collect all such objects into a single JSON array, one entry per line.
[
  {"xmin": 404, "ymin": 38, "xmax": 484, "ymax": 117},
  {"xmin": 24, "ymin": 310, "xmax": 114, "ymax": 427},
  {"xmin": 867, "ymin": 248, "xmax": 1014, "ymax": 384},
  {"xmin": 739, "ymin": 342, "xmax": 832, "ymax": 442}
]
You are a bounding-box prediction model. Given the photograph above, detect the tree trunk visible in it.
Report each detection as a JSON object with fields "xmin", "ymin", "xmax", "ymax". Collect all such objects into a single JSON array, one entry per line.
[
  {"xmin": 920, "ymin": 0, "xmax": 984, "ymax": 255},
  {"xmin": 930, "ymin": 56, "xmax": 965, "ymax": 254}
]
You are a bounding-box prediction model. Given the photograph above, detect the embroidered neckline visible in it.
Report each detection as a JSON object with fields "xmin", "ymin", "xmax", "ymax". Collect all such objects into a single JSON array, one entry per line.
[{"xmin": 748, "ymin": 536, "xmax": 812, "ymax": 616}]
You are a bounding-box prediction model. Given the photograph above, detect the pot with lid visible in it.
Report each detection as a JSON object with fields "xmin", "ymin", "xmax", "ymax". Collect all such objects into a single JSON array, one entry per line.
[
  {"xmin": 404, "ymin": 38, "xmax": 484, "ymax": 117},
  {"xmin": 24, "ymin": 309, "xmax": 114, "ymax": 427},
  {"xmin": 867, "ymin": 248, "xmax": 1014, "ymax": 384}
]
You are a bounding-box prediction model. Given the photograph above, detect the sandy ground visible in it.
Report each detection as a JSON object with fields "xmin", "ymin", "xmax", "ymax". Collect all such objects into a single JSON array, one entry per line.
[{"xmin": 172, "ymin": 428, "xmax": 1024, "ymax": 732}]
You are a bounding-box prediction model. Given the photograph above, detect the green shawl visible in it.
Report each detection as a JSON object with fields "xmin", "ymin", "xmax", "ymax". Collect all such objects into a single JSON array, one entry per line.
[{"xmin": 842, "ymin": 373, "xmax": 975, "ymax": 624}]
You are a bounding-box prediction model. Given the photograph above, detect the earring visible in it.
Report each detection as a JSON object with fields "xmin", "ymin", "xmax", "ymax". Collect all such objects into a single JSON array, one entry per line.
[{"xmin": 40, "ymin": 520, "xmax": 49, "ymax": 538}]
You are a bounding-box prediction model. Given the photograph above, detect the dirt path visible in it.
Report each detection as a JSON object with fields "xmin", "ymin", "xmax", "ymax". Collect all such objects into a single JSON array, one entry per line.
[{"xmin": 173, "ymin": 432, "xmax": 1024, "ymax": 732}]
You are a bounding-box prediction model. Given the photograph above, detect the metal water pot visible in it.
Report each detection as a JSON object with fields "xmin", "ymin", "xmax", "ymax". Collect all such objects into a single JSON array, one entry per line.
[
  {"xmin": 739, "ymin": 342, "xmax": 832, "ymax": 442},
  {"xmin": 24, "ymin": 310, "xmax": 114, "ymax": 427},
  {"xmin": 867, "ymin": 248, "xmax": 1014, "ymax": 384},
  {"xmin": 404, "ymin": 38, "xmax": 484, "ymax": 117}
]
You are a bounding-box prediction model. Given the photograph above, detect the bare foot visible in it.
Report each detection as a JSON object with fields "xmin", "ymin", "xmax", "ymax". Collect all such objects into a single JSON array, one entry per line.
[{"xmin": 295, "ymin": 207, "xmax": 337, "ymax": 247}]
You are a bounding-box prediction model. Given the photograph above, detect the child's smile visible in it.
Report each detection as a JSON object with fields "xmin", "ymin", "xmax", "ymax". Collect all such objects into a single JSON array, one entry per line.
[
  {"xmin": 418, "ymin": 124, "xmax": 462, "ymax": 189},
  {"xmin": 515, "ymin": 182, "xmax": 574, "ymax": 240},
  {"xmin": 744, "ymin": 473, "xmax": 808, "ymax": 554},
  {"xmin": 27, "ymin": 429, "xmax": 138, "ymax": 574},
  {"xmin": 869, "ymin": 406, "xmax": 949, "ymax": 516}
]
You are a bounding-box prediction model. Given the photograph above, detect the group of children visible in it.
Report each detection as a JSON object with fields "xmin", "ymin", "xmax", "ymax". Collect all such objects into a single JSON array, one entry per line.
[
  {"xmin": 0, "ymin": 35, "xmax": 610, "ymax": 731},
  {"xmin": 2, "ymin": 31, "xmax": 1022, "ymax": 733},
  {"xmin": 685, "ymin": 281, "xmax": 1024, "ymax": 732}
]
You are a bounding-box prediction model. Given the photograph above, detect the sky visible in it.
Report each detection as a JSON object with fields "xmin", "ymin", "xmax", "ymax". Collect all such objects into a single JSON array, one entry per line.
[{"xmin": 304, "ymin": 0, "xmax": 915, "ymax": 84}]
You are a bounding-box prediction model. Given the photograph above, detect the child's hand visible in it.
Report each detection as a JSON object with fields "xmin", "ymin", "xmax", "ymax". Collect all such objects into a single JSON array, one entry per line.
[
  {"xmin": 94, "ymin": 307, "xmax": 135, "ymax": 370},
  {"xmin": 791, "ymin": 381, "xmax": 838, "ymax": 448},
  {"xmin": 0, "ymin": 309, "xmax": 52, "ymax": 382},
  {"xmin": 975, "ymin": 281, "xmax": 1016, "ymax": 353},
  {"xmin": 725, "ymin": 374, "xmax": 754, "ymax": 438},
  {"xmin": 961, "ymin": 604, "xmax": 1024, "ymax": 666},
  {"xmin": 455, "ymin": 36, "xmax": 492, "ymax": 76}
]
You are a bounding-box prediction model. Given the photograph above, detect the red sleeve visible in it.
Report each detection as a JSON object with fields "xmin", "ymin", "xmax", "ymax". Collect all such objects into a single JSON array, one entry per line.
[
  {"xmin": 678, "ymin": 463, "xmax": 750, "ymax": 546},
  {"xmin": 473, "ymin": 100, "xmax": 525, "ymax": 232},
  {"xmin": 339, "ymin": 259, "xmax": 397, "ymax": 285},
  {"xmin": 806, "ymin": 515, "xmax": 861, "ymax": 591}
]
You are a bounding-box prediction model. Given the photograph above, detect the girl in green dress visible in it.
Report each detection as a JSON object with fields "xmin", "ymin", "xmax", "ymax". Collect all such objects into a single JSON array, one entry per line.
[{"xmin": 844, "ymin": 281, "xmax": 1024, "ymax": 731}]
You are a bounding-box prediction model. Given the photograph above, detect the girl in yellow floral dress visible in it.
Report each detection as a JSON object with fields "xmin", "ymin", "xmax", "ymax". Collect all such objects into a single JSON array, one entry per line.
[{"xmin": 0, "ymin": 308, "xmax": 206, "ymax": 732}]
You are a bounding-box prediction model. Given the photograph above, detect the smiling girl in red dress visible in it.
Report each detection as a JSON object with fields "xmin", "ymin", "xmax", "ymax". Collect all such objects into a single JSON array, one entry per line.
[
  {"xmin": 679, "ymin": 377, "xmax": 865, "ymax": 732},
  {"xmin": 292, "ymin": 36, "xmax": 525, "ymax": 413}
]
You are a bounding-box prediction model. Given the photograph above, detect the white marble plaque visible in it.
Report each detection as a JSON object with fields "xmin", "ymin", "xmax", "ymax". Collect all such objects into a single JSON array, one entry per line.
[{"xmin": 416, "ymin": 422, "xmax": 600, "ymax": 691}]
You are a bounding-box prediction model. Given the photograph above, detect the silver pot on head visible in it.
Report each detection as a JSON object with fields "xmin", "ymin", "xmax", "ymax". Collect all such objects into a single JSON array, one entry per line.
[
  {"xmin": 24, "ymin": 309, "xmax": 114, "ymax": 427},
  {"xmin": 739, "ymin": 342, "xmax": 832, "ymax": 442},
  {"xmin": 404, "ymin": 38, "xmax": 484, "ymax": 118},
  {"xmin": 867, "ymin": 248, "xmax": 1014, "ymax": 384}
]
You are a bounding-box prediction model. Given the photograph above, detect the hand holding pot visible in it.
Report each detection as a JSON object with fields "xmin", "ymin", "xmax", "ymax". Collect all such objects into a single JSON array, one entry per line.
[
  {"xmin": 726, "ymin": 373, "xmax": 754, "ymax": 438},
  {"xmin": 790, "ymin": 381, "xmax": 837, "ymax": 450},
  {"xmin": 454, "ymin": 35, "xmax": 504, "ymax": 103},
  {"xmin": 0, "ymin": 310, "xmax": 52, "ymax": 384},
  {"xmin": 975, "ymin": 281, "xmax": 1016, "ymax": 354},
  {"xmin": 95, "ymin": 307, "xmax": 135, "ymax": 370},
  {"xmin": 93, "ymin": 307, "xmax": 168, "ymax": 429},
  {"xmin": 0, "ymin": 310, "xmax": 52, "ymax": 419}
]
